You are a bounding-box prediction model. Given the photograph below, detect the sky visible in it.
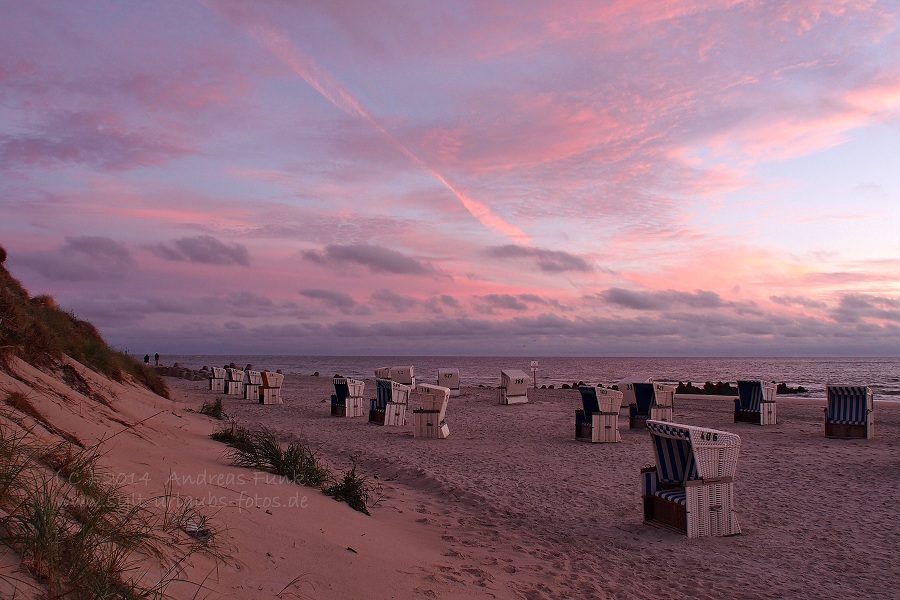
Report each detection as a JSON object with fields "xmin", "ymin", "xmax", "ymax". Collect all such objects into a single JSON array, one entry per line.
[{"xmin": 2, "ymin": 0, "xmax": 900, "ymax": 357}]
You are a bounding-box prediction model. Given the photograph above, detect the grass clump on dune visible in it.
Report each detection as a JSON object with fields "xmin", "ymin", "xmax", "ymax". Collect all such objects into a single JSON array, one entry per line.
[
  {"xmin": 210, "ymin": 424, "xmax": 379, "ymax": 514},
  {"xmin": 0, "ymin": 409, "xmax": 222, "ymax": 599}
]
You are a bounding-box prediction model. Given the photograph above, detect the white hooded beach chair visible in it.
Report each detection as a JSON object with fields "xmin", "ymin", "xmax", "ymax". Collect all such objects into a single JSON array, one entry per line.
[
  {"xmin": 499, "ymin": 369, "xmax": 529, "ymax": 404},
  {"xmin": 734, "ymin": 380, "xmax": 777, "ymax": 425},
  {"xmin": 331, "ymin": 378, "xmax": 366, "ymax": 417},
  {"xmin": 368, "ymin": 379, "xmax": 411, "ymax": 426},
  {"xmin": 390, "ymin": 365, "xmax": 416, "ymax": 387},
  {"xmin": 412, "ymin": 383, "xmax": 451, "ymax": 439},
  {"xmin": 243, "ymin": 370, "xmax": 262, "ymax": 401},
  {"xmin": 825, "ymin": 385, "xmax": 873, "ymax": 439},
  {"xmin": 374, "ymin": 366, "xmax": 392, "ymax": 379},
  {"xmin": 260, "ymin": 371, "xmax": 284, "ymax": 405},
  {"xmin": 576, "ymin": 386, "xmax": 625, "ymax": 443},
  {"xmin": 208, "ymin": 366, "xmax": 226, "ymax": 393},
  {"xmin": 628, "ymin": 382, "xmax": 674, "ymax": 428},
  {"xmin": 437, "ymin": 368, "xmax": 461, "ymax": 397},
  {"xmin": 225, "ymin": 368, "xmax": 245, "ymax": 396},
  {"xmin": 641, "ymin": 420, "xmax": 742, "ymax": 538}
]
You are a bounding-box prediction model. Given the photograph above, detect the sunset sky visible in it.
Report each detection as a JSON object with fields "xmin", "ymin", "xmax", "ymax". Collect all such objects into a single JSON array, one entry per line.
[{"xmin": 2, "ymin": 1, "xmax": 900, "ymax": 357}]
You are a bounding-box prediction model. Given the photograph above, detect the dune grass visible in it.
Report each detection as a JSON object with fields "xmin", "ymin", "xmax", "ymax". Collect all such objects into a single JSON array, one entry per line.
[
  {"xmin": 210, "ymin": 423, "xmax": 379, "ymax": 514},
  {"xmin": 0, "ymin": 259, "xmax": 168, "ymax": 399},
  {"xmin": 0, "ymin": 410, "xmax": 222, "ymax": 599}
]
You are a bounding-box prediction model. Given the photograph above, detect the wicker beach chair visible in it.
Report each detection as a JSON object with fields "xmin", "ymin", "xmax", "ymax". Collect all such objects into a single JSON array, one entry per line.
[
  {"xmin": 368, "ymin": 378, "xmax": 411, "ymax": 426},
  {"xmin": 825, "ymin": 385, "xmax": 873, "ymax": 439},
  {"xmin": 208, "ymin": 366, "xmax": 226, "ymax": 394},
  {"xmin": 374, "ymin": 366, "xmax": 392, "ymax": 379},
  {"xmin": 259, "ymin": 371, "xmax": 284, "ymax": 405},
  {"xmin": 734, "ymin": 380, "xmax": 777, "ymax": 425},
  {"xmin": 576, "ymin": 387, "xmax": 625, "ymax": 443},
  {"xmin": 437, "ymin": 368, "xmax": 461, "ymax": 397},
  {"xmin": 224, "ymin": 368, "xmax": 245, "ymax": 396},
  {"xmin": 331, "ymin": 378, "xmax": 366, "ymax": 417},
  {"xmin": 412, "ymin": 383, "xmax": 451, "ymax": 438},
  {"xmin": 499, "ymin": 369, "xmax": 529, "ymax": 404},
  {"xmin": 628, "ymin": 383, "xmax": 674, "ymax": 428},
  {"xmin": 243, "ymin": 370, "xmax": 262, "ymax": 401},
  {"xmin": 640, "ymin": 420, "xmax": 742, "ymax": 538}
]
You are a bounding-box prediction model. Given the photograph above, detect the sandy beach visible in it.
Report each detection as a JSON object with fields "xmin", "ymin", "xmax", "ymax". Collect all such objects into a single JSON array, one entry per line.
[
  {"xmin": 3, "ymin": 357, "xmax": 897, "ymax": 599},
  {"xmin": 159, "ymin": 374, "xmax": 898, "ymax": 600}
]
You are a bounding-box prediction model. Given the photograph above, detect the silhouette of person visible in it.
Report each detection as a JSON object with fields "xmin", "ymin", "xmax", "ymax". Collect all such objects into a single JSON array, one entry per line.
[
  {"xmin": 143, "ymin": 354, "xmax": 150, "ymax": 365},
  {"xmin": 154, "ymin": 352, "xmax": 160, "ymax": 366}
]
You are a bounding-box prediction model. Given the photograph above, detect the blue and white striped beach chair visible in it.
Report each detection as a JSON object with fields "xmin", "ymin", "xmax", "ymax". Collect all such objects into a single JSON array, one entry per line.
[
  {"xmin": 825, "ymin": 385, "xmax": 874, "ymax": 439},
  {"xmin": 576, "ymin": 387, "xmax": 624, "ymax": 442},
  {"xmin": 641, "ymin": 420, "xmax": 742, "ymax": 538},
  {"xmin": 331, "ymin": 377, "xmax": 365, "ymax": 417},
  {"xmin": 734, "ymin": 380, "xmax": 777, "ymax": 425},
  {"xmin": 368, "ymin": 378, "xmax": 411, "ymax": 426}
]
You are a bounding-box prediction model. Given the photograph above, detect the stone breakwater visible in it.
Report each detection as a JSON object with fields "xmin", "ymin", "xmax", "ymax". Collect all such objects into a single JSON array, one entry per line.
[{"xmin": 151, "ymin": 364, "xmax": 208, "ymax": 381}]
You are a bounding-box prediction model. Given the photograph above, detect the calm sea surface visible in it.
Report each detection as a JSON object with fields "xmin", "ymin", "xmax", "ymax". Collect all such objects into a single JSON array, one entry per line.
[{"xmin": 159, "ymin": 355, "xmax": 900, "ymax": 399}]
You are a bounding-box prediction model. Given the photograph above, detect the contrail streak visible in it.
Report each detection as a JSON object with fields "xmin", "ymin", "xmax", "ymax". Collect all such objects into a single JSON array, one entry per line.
[{"xmin": 235, "ymin": 13, "xmax": 529, "ymax": 243}]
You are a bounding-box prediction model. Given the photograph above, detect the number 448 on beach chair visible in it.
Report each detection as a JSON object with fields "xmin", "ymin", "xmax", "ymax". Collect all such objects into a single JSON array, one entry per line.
[{"xmin": 640, "ymin": 420, "xmax": 742, "ymax": 538}]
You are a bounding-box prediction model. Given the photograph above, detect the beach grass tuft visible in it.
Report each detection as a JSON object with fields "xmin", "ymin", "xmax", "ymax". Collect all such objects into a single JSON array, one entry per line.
[
  {"xmin": 0, "ymin": 411, "xmax": 223, "ymax": 599},
  {"xmin": 210, "ymin": 423, "xmax": 375, "ymax": 513},
  {"xmin": 199, "ymin": 396, "xmax": 225, "ymax": 420}
]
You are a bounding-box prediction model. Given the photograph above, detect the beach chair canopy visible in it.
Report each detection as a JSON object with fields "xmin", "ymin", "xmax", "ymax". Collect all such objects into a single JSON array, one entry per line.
[
  {"xmin": 389, "ymin": 365, "xmax": 415, "ymax": 385},
  {"xmin": 416, "ymin": 383, "xmax": 450, "ymax": 404},
  {"xmin": 826, "ymin": 385, "xmax": 872, "ymax": 425},
  {"xmin": 261, "ymin": 371, "xmax": 284, "ymax": 388},
  {"xmin": 647, "ymin": 420, "xmax": 741, "ymax": 486},
  {"xmin": 736, "ymin": 380, "xmax": 766, "ymax": 412},
  {"xmin": 632, "ymin": 382, "xmax": 657, "ymax": 416},
  {"xmin": 210, "ymin": 367, "xmax": 227, "ymax": 379},
  {"xmin": 374, "ymin": 366, "xmax": 391, "ymax": 379},
  {"xmin": 578, "ymin": 386, "xmax": 624, "ymax": 417},
  {"xmin": 244, "ymin": 370, "xmax": 262, "ymax": 385},
  {"xmin": 438, "ymin": 368, "xmax": 460, "ymax": 388},
  {"xmin": 374, "ymin": 378, "xmax": 410, "ymax": 409},
  {"xmin": 225, "ymin": 368, "xmax": 244, "ymax": 382}
]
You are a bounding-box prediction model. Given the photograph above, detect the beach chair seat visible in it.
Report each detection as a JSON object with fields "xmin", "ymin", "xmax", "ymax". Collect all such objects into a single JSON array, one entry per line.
[
  {"xmin": 412, "ymin": 383, "xmax": 451, "ymax": 438},
  {"xmin": 576, "ymin": 387, "xmax": 624, "ymax": 443},
  {"xmin": 331, "ymin": 377, "xmax": 365, "ymax": 417},
  {"xmin": 629, "ymin": 383, "xmax": 674, "ymax": 428},
  {"xmin": 825, "ymin": 385, "xmax": 873, "ymax": 438},
  {"xmin": 734, "ymin": 380, "xmax": 777, "ymax": 425},
  {"xmin": 499, "ymin": 369, "xmax": 529, "ymax": 404},
  {"xmin": 640, "ymin": 420, "xmax": 741, "ymax": 538},
  {"xmin": 369, "ymin": 379, "xmax": 411, "ymax": 426}
]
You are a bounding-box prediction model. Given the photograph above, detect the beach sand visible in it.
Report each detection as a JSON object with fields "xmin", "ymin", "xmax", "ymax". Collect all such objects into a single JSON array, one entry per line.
[
  {"xmin": 161, "ymin": 375, "xmax": 899, "ymax": 600},
  {"xmin": 2, "ymin": 359, "xmax": 897, "ymax": 599}
]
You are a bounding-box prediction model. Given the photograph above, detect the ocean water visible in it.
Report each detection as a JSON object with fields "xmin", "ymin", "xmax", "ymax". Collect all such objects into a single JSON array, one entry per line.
[{"xmin": 159, "ymin": 355, "xmax": 900, "ymax": 399}]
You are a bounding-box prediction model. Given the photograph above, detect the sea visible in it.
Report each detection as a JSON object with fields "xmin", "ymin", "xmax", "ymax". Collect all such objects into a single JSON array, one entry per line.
[{"xmin": 158, "ymin": 355, "xmax": 900, "ymax": 400}]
